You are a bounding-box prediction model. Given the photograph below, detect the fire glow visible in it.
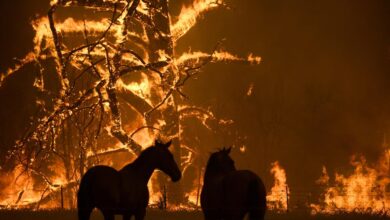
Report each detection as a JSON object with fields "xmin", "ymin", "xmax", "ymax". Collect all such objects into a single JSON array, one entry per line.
[
  {"xmin": 311, "ymin": 147, "xmax": 390, "ymax": 216},
  {"xmin": 0, "ymin": 0, "xmax": 263, "ymax": 211},
  {"xmin": 0, "ymin": 0, "xmax": 389, "ymax": 216},
  {"xmin": 267, "ymin": 161, "xmax": 289, "ymax": 211}
]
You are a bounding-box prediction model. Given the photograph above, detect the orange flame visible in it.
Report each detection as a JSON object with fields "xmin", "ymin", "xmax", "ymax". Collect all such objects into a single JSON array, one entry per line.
[
  {"xmin": 0, "ymin": 0, "xmax": 263, "ymax": 210},
  {"xmin": 172, "ymin": 0, "xmax": 224, "ymax": 41},
  {"xmin": 267, "ymin": 161, "xmax": 290, "ymax": 211},
  {"xmin": 311, "ymin": 148, "xmax": 390, "ymax": 215}
]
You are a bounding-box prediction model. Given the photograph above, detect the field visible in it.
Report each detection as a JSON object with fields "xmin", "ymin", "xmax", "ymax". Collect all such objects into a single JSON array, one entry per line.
[{"xmin": 0, "ymin": 209, "xmax": 388, "ymax": 220}]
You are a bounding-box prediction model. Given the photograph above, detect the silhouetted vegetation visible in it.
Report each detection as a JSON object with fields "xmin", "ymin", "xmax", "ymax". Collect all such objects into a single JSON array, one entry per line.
[{"xmin": 0, "ymin": 209, "xmax": 389, "ymax": 220}]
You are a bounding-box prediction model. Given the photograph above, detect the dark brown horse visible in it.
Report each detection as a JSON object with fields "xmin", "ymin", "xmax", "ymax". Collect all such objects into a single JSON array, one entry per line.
[
  {"xmin": 77, "ymin": 140, "xmax": 181, "ymax": 220},
  {"xmin": 201, "ymin": 147, "xmax": 267, "ymax": 220}
]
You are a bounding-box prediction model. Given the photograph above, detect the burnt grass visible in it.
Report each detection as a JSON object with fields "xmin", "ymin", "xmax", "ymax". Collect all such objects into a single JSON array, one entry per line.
[{"xmin": 0, "ymin": 209, "xmax": 388, "ymax": 220}]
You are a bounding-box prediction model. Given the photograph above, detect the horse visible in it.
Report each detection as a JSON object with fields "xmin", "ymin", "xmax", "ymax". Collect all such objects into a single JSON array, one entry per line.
[
  {"xmin": 77, "ymin": 140, "xmax": 182, "ymax": 220},
  {"xmin": 201, "ymin": 147, "xmax": 267, "ymax": 220}
]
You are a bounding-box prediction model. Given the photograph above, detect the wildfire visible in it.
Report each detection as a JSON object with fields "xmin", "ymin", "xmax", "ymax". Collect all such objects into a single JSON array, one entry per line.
[
  {"xmin": 171, "ymin": 0, "xmax": 224, "ymax": 41},
  {"xmin": 0, "ymin": 166, "xmax": 41, "ymax": 208},
  {"xmin": 0, "ymin": 163, "xmax": 70, "ymax": 209},
  {"xmin": 0, "ymin": 0, "xmax": 262, "ymax": 211},
  {"xmin": 311, "ymin": 148, "xmax": 390, "ymax": 215},
  {"xmin": 116, "ymin": 75, "xmax": 153, "ymax": 105},
  {"xmin": 267, "ymin": 161, "xmax": 290, "ymax": 211},
  {"xmin": 176, "ymin": 50, "xmax": 261, "ymax": 67},
  {"xmin": 0, "ymin": 0, "xmax": 390, "ymax": 215}
]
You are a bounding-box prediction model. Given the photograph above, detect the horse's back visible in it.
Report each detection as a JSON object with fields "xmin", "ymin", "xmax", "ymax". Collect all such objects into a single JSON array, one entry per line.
[
  {"xmin": 223, "ymin": 170, "xmax": 266, "ymax": 196},
  {"xmin": 78, "ymin": 165, "xmax": 121, "ymax": 209}
]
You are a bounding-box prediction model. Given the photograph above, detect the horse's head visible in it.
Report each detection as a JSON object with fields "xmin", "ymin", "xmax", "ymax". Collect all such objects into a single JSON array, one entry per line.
[
  {"xmin": 152, "ymin": 140, "xmax": 182, "ymax": 182},
  {"xmin": 206, "ymin": 147, "xmax": 236, "ymax": 175}
]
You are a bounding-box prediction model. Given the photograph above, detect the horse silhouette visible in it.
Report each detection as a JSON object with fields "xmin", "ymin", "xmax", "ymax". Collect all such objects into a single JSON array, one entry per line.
[
  {"xmin": 201, "ymin": 147, "xmax": 267, "ymax": 220},
  {"xmin": 77, "ymin": 140, "xmax": 181, "ymax": 220}
]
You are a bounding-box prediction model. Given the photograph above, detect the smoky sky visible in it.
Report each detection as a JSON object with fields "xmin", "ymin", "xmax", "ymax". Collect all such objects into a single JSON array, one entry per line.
[{"xmin": 0, "ymin": 0, "xmax": 389, "ymax": 191}]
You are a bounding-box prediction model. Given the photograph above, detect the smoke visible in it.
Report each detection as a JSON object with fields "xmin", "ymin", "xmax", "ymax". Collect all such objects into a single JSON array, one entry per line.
[{"xmin": 0, "ymin": 0, "xmax": 389, "ymax": 211}]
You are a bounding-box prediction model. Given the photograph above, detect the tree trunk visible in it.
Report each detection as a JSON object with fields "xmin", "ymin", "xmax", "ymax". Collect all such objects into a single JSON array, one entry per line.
[{"xmin": 145, "ymin": 0, "xmax": 184, "ymax": 205}]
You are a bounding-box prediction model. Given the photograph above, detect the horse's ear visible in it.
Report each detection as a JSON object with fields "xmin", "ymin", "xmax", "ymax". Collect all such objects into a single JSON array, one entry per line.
[
  {"xmin": 163, "ymin": 140, "xmax": 172, "ymax": 148},
  {"xmin": 155, "ymin": 139, "xmax": 172, "ymax": 148},
  {"xmin": 154, "ymin": 139, "xmax": 162, "ymax": 147},
  {"xmin": 226, "ymin": 147, "xmax": 232, "ymax": 154}
]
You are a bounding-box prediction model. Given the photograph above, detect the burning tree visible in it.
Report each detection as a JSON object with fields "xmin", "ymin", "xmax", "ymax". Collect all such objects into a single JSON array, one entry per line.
[{"xmin": 0, "ymin": 0, "xmax": 260, "ymax": 209}]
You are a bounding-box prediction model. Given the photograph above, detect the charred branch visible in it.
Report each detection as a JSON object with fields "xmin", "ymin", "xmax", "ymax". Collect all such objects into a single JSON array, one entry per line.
[
  {"xmin": 117, "ymin": 89, "xmax": 153, "ymax": 114},
  {"xmin": 119, "ymin": 60, "xmax": 170, "ymax": 77},
  {"xmin": 56, "ymin": 0, "xmax": 124, "ymax": 10}
]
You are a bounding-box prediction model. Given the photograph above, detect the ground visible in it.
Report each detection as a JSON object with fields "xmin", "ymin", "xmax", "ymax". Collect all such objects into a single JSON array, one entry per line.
[{"xmin": 0, "ymin": 209, "xmax": 388, "ymax": 220}]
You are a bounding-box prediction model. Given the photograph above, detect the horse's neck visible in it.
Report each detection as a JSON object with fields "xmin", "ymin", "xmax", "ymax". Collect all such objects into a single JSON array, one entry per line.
[
  {"xmin": 120, "ymin": 155, "xmax": 156, "ymax": 184},
  {"xmin": 204, "ymin": 169, "xmax": 232, "ymax": 185}
]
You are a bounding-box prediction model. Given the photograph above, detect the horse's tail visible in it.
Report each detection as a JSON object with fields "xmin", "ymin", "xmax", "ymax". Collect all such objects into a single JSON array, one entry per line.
[
  {"xmin": 247, "ymin": 177, "xmax": 267, "ymax": 220},
  {"xmin": 77, "ymin": 174, "xmax": 93, "ymax": 220}
]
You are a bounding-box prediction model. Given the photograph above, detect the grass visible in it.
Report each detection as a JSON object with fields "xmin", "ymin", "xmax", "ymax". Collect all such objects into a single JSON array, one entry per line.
[{"xmin": 0, "ymin": 209, "xmax": 388, "ymax": 220}]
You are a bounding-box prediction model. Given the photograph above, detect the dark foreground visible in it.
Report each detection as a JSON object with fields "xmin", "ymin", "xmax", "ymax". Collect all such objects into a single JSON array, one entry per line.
[{"xmin": 0, "ymin": 209, "xmax": 388, "ymax": 220}]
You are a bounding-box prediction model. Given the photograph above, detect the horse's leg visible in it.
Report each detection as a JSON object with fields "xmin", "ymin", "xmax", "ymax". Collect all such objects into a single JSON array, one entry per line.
[
  {"xmin": 248, "ymin": 179, "xmax": 266, "ymax": 220},
  {"xmin": 203, "ymin": 211, "xmax": 220, "ymax": 220},
  {"xmin": 222, "ymin": 210, "xmax": 244, "ymax": 220},
  {"xmin": 78, "ymin": 207, "xmax": 93, "ymax": 220},
  {"xmin": 102, "ymin": 210, "xmax": 115, "ymax": 220},
  {"xmin": 248, "ymin": 207, "xmax": 266, "ymax": 220},
  {"xmin": 77, "ymin": 182, "xmax": 94, "ymax": 220},
  {"xmin": 225, "ymin": 215, "xmax": 242, "ymax": 220},
  {"xmin": 77, "ymin": 195, "xmax": 93, "ymax": 220},
  {"xmin": 123, "ymin": 213, "xmax": 133, "ymax": 220},
  {"xmin": 134, "ymin": 209, "xmax": 146, "ymax": 220}
]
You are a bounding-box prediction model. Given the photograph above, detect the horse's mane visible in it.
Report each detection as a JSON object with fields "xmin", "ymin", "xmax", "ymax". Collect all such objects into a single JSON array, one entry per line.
[
  {"xmin": 205, "ymin": 148, "xmax": 235, "ymax": 176},
  {"xmin": 128, "ymin": 141, "xmax": 170, "ymax": 167},
  {"xmin": 131, "ymin": 146, "xmax": 156, "ymax": 165},
  {"xmin": 119, "ymin": 146, "xmax": 156, "ymax": 172},
  {"xmin": 205, "ymin": 149, "xmax": 222, "ymax": 169}
]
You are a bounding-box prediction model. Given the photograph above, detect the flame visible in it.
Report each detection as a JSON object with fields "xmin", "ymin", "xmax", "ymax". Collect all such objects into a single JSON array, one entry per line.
[
  {"xmin": 246, "ymin": 83, "xmax": 254, "ymax": 96},
  {"xmin": 172, "ymin": 0, "xmax": 224, "ymax": 41},
  {"xmin": 35, "ymin": 17, "xmax": 111, "ymax": 39},
  {"xmin": 0, "ymin": 52, "xmax": 37, "ymax": 87},
  {"xmin": 311, "ymin": 148, "xmax": 390, "ymax": 215},
  {"xmin": 186, "ymin": 189, "xmax": 200, "ymax": 207},
  {"xmin": 0, "ymin": 166, "xmax": 41, "ymax": 208},
  {"xmin": 267, "ymin": 161, "xmax": 290, "ymax": 211},
  {"xmin": 0, "ymin": 0, "xmax": 262, "ymax": 210},
  {"xmin": 148, "ymin": 173, "xmax": 162, "ymax": 206},
  {"xmin": 176, "ymin": 50, "xmax": 261, "ymax": 67},
  {"xmin": 239, "ymin": 145, "xmax": 247, "ymax": 153},
  {"xmin": 116, "ymin": 74, "xmax": 153, "ymax": 105},
  {"xmin": 185, "ymin": 168, "xmax": 203, "ymax": 209},
  {"xmin": 247, "ymin": 53, "xmax": 262, "ymax": 64},
  {"xmin": 0, "ymin": 162, "xmax": 69, "ymax": 209}
]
